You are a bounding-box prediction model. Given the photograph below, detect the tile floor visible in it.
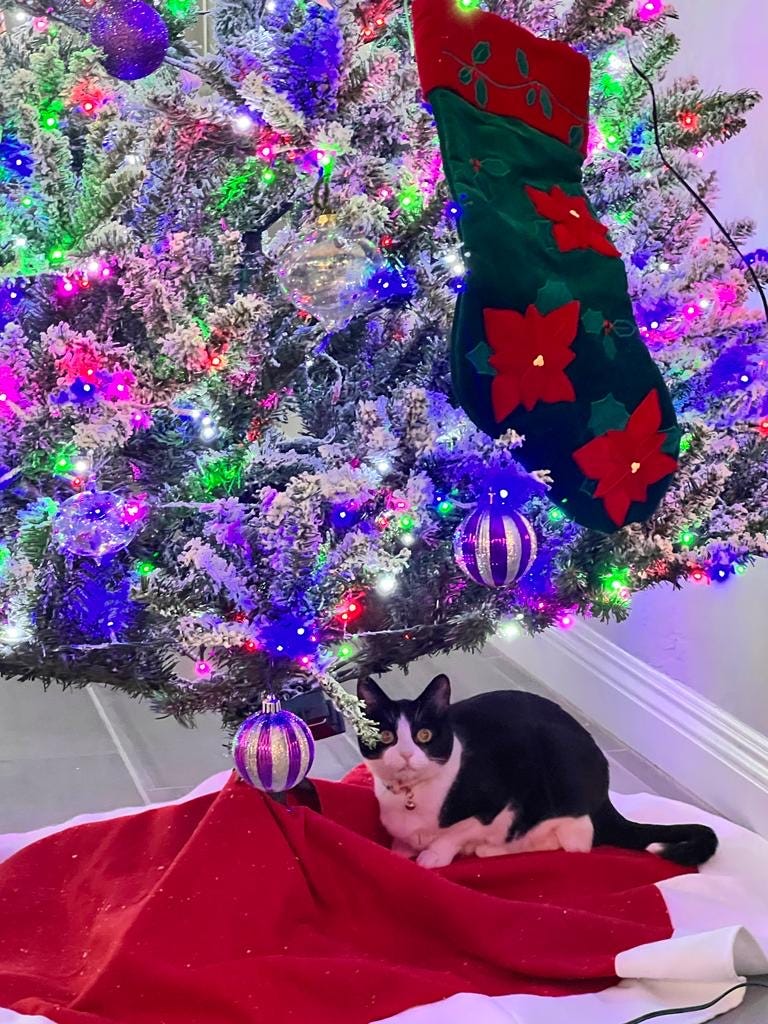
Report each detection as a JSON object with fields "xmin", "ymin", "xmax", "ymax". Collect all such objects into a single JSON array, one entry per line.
[{"xmin": 1, "ymin": 646, "xmax": 766, "ymax": 1021}]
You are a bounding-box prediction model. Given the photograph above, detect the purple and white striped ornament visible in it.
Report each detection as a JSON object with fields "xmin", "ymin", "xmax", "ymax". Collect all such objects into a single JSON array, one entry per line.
[
  {"xmin": 232, "ymin": 696, "xmax": 315, "ymax": 793},
  {"xmin": 453, "ymin": 506, "xmax": 538, "ymax": 587}
]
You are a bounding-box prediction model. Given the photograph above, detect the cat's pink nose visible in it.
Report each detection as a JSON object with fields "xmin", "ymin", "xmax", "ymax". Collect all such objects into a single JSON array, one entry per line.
[{"xmin": 400, "ymin": 752, "xmax": 413, "ymax": 763}]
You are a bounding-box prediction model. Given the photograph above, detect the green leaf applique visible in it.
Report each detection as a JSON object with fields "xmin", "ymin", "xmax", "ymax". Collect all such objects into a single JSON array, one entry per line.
[
  {"xmin": 516, "ymin": 48, "xmax": 529, "ymax": 76},
  {"xmin": 602, "ymin": 336, "xmax": 617, "ymax": 360},
  {"xmin": 474, "ymin": 78, "xmax": 488, "ymax": 107},
  {"xmin": 526, "ymin": 87, "xmax": 537, "ymax": 106},
  {"xmin": 660, "ymin": 425, "xmax": 682, "ymax": 457},
  {"xmin": 480, "ymin": 157, "xmax": 509, "ymax": 177},
  {"xmin": 613, "ymin": 320, "xmax": 638, "ymax": 338},
  {"xmin": 581, "ymin": 309, "xmax": 606, "ymax": 336},
  {"xmin": 539, "ymin": 88, "xmax": 553, "ymax": 119},
  {"xmin": 588, "ymin": 394, "xmax": 630, "ymax": 436},
  {"xmin": 467, "ymin": 341, "xmax": 495, "ymax": 376},
  {"xmin": 471, "ymin": 41, "xmax": 491, "ymax": 64},
  {"xmin": 536, "ymin": 280, "xmax": 573, "ymax": 316},
  {"xmin": 569, "ymin": 125, "xmax": 584, "ymax": 149},
  {"xmin": 458, "ymin": 66, "xmax": 473, "ymax": 85},
  {"xmin": 579, "ymin": 477, "xmax": 598, "ymax": 497}
]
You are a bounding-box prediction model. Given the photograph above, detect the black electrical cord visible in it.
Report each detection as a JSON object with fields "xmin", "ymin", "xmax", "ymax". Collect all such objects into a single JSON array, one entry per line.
[
  {"xmin": 619, "ymin": 980, "xmax": 768, "ymax": 1023},
  {"xmin": 625, "ymin": 43, "xmax": 768, "ymax": 325}
]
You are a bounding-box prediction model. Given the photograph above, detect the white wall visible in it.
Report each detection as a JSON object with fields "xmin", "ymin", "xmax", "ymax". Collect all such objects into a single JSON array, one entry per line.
[
  {"xmin": 590, "ymin": 0, "xmax": 768, "ymax": 733},
  {"xmin": 666, "ymin": 0, "xmax": 768, "ymax": 246},
  {"xmin": 590, "ymin": 562, "xmax": 768, "ymax": 733}
]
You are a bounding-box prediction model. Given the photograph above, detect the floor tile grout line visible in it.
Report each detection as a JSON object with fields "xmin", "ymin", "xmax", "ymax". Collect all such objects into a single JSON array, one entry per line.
[{"xmin": 86, "ymin": 685, "xmax": 151, "ymax": 806}]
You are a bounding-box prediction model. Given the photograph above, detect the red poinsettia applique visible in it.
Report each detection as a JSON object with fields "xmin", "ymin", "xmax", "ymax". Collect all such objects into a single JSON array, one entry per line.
[
  {"xmin": 573, "ymin": 389, "xmax": 678, "ymax": 527},
  {"xmin": 526, "ymin": 185, "xmax": 620, "ymax": 258},
  {"xmin": 485, "ymin": 300, "xmax": 580, "ymax": 420}
]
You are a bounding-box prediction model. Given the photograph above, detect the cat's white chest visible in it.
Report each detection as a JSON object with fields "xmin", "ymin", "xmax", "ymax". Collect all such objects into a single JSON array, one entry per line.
[{"xmin": 373, "ymin": 739, "xmax": 463, "ymax": 851}]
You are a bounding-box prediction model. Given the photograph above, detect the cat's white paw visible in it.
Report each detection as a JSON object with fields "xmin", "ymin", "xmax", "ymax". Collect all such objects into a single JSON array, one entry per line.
[
  {"xmin": 417, "ymin": 844, "xmax": 457, "ymax": 869},
  {"xmin": 556, "ymin": 816, "xmax": 594, "ymax": 853}
]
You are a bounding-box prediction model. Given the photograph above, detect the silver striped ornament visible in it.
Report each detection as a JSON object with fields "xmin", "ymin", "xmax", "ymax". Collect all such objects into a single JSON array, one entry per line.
[
  {"xmin": 232, "ymin": 696, "xmax": 315, "ymax": 793},
  {"xmin": 453, "ymin": 506, "xmax": 538, "ymax": 587}
]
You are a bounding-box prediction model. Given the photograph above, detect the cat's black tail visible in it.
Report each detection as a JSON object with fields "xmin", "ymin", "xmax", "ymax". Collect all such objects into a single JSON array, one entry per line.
[{"xmin": 593, "ymin": 801, "xmax": 718, "ymax": 867}]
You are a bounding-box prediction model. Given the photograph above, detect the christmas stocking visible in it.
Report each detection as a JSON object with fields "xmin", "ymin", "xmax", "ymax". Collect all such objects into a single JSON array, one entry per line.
[{"xmin": 413, "ymin": 0, "xmax": 679, "ymax": 533}]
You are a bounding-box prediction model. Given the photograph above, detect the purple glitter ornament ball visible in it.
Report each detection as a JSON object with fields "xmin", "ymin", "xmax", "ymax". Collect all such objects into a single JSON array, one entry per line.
[
  {"xmin": 232, "ymin": 696, "xmax": 315, "ymax": 793},
  {"xmin": 453, "ymin": 506, "xmax": 537, "ymax": 587},
  {"xmin": 90, "ymin": 0, "xmax": 169, "ymax": 82}
]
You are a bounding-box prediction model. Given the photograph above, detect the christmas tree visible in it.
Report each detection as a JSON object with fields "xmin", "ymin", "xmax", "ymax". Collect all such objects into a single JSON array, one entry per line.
[{"xmin": 0, "ymin": 0, "xmax": 765, "ymax": 739}]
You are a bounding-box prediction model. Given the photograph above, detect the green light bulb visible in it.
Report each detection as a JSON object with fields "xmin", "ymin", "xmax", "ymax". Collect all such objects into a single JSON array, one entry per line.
[{"xmin": 548, "ymin": 507, "xmax": 566, "ymax": 524}]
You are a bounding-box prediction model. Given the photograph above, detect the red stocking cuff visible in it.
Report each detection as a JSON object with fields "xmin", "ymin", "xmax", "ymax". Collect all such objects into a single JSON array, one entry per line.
[{"xmin": 413, "ymin": 0, "xmax": 591, "ymax": 154}]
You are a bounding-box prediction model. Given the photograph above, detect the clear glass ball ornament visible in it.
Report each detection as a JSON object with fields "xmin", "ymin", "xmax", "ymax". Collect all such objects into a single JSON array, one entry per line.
[
  {"xmin": 276, "ymin": 216, "xmax": 380, "ymax": 330},
  {"xmin": 52, "ymin": 491, "xmax": 146, "ymax": 559}
]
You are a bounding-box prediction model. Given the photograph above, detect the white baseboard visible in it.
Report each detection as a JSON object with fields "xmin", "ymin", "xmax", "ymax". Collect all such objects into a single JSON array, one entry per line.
[{"xmin": 490, "ymin": 624, "xmax": 768, "ymax": 837}]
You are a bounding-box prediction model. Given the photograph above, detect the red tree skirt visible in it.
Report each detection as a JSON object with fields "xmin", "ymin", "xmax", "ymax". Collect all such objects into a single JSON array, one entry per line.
[{"xmin": 0, "ymin": 770, "xmax": 766, "ymax": 1024}]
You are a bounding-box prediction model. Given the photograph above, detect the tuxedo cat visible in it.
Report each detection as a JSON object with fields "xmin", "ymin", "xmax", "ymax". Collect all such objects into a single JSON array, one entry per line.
[{"xmin": 358, "ymin": 674, "xmax": 718, "ymax": 870}]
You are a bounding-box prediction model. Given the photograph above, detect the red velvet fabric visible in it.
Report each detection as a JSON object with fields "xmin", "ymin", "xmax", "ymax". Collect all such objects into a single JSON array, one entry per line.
[
  {"xmin": 0, "ymin": 774, "xmax": 694, "ymax": 1024},
  {"xmin": 413, "ymin": 0, "xmax": 591, "ymax": 153}
]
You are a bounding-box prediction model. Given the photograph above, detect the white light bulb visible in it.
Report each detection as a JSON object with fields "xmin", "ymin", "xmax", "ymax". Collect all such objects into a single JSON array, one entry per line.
[
  {"xmin": 698, "ymin": 298, "xmax": 710, "ymax": 309},
  {"xmin": 233, "ymin": 113, "xmax": 254, "ymax": 134},
  {"xmin": 375, "ymin": 573, "xmax": 398, "ymax": 596},
  {"xmin": 74, "ymin": 458, "xmax": 90, "ymax": 473},
  {"xmin": 608, "ymin": 54, "xmax": 626, "ymax": 72},
  {"xmin": 400, "ymin": 532, "xmax": 415, "ymax": 547},
  {"xmin": 201, "ymin": 414, "xmax": 212, "ymax": 425},
  {"xmin": 499, "ymin": 488, "xmax": 509, "ymax": 499},
  {"xmin": 296, "ymin": 627, "xmax": 306, "ymax": 636},
  {"xmin": 13, "ymin": 237, "xmax": 26, "ymax": 248},
  {"xmin": 0, "ymin": 621, "xmax": 31, "ymax": 645},
  {"xmin": 265, "ymin": 0, "xmax": 276, "ymax": 10},
  {"xmin": 497, "ymin": 620, "xmax": 521, "ymax": 641},
  {"xmin": 659, "ymin": 261, "xmax": 670, "ymax": 271},
  {"xmin": 375, "ymin": 458, "xmax": 391, "ymax": 474},
  {"xmin": 200, "ymin": 426, "xmax": 216, "ymax": 441},
  {"xmin": 87, "ymin": 259, "xmax": 100, "ymax": 274},
  {"xmin": 14, "ymin": 10, "xmax": 29, "ymax": 22}
]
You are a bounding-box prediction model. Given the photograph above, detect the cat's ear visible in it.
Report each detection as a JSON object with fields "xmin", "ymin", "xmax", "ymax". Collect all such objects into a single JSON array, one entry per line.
[
  {"xmin": 357, "ymin": 677, "xmax": 391, "ymax": 716},
  {"xmin": 418, "ymin": 674, "xmax": 451, "ymax": 713}
]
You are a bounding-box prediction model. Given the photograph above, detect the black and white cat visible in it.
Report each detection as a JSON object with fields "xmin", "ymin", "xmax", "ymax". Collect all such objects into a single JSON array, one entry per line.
[{"xmin": 358, "ymin": 674, "xmax": 718, "ymax": 870}]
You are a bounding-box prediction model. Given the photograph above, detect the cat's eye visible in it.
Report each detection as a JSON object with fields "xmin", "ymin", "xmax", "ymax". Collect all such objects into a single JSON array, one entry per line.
[
  {"xmin": 416, "ymin": 728, "xmax": 433, "ymax": 744},
  {"xmin": 379, "ymin": 730, "xmax": 396, "ymax": 745}
]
